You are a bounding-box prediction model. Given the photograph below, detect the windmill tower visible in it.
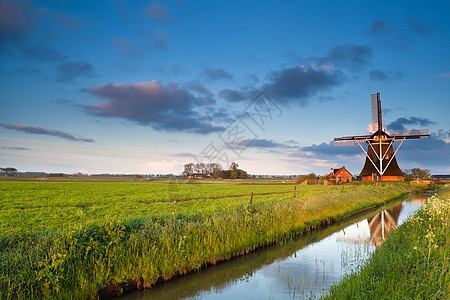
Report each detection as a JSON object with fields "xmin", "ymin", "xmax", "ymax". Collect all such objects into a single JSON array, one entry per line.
[{"xmin": 334, "ymin": 93, "xmax": 430, "ymax": 181}]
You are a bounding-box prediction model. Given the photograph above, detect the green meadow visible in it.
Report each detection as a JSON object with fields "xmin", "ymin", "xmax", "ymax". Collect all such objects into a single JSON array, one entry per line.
[{"xmin": 0, "ymin": 178, "xmax": 410, "ymax": 299}]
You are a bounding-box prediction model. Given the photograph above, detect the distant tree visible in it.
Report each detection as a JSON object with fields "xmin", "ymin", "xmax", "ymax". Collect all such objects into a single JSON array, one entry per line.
[
  {"xmin": 403, "ymin": 172, "xmax": 414, "ymax": 182},
  {"xmin": 2, "ymin": 167, "xmax": 17, "ymax": 176},
  {"xmin": 296, "ymin": 173, "xmax": 317, "ymax": 184},
  {"xmin": 238, "ymin": 169, "xmax": 248, "ymax": 179},
  {"xmin": 403, "ymin": 168, "xmax": 432, "ymax": 180},
  {"xmin": 212, "ymin": 168, "xmax": 221, "ymax": 179},
  {"xmin": 404, "ymin": 168, "xmax": 432, "ymax": 180},
  {"xmin": 412, "ymin": 168, "xmax": 432, "ymax": 180},
  {"xmin": 230, "ymin": 169, "xmax": 238, "ymax": 179},
  {"xmin": 183, "ymin": 163, "xmax": 195, "ymax": 177},
  {"xmin": 221, "ymin": 170, "xmax": 232, "ymax": 179},
  {"xmin": 230, "ymin": 162, "xmax": 239, "ymax": 171}
]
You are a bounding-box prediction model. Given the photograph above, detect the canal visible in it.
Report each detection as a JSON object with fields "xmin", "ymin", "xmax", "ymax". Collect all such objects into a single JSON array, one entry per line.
[{"xmin": 121, "ymin": 193, "xmax": 426, "ymax": 300}]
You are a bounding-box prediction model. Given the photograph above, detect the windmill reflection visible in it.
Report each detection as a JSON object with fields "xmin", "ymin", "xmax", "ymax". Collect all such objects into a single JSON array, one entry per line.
[
  {"xmin": 335, "ymin": 204, "xmax": 403, "ymax": 246},
  {"xmin": 367, "ymin": 204, "xmax": 402, "ymax": 246}
]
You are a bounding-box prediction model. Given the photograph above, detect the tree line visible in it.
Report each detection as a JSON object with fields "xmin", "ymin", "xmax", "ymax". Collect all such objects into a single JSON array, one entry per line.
[
  {"xmin": 182, "ymin": 162, "xmax": 248, "ymax": 179},
  {"xmin": 403, "ymin": 168, "xmax": 432, "ymax": 181}
]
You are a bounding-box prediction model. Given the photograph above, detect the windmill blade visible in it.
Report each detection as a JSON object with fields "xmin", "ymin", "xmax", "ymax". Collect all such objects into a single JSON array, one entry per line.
[
  {"xmin": 386, "ymin": 128, "xmax": 430, "ymax": 138},
  {"xmin": 334, "ymin": 140, "xmax": 357, "ymax": 147},
  {"xmin": 371, "ymin": 93, "xmax": 379, "ymax": 132}
]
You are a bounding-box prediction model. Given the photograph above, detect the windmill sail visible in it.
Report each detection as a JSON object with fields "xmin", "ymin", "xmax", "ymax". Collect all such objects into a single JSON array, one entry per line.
[{"xmin": 371, "ymin": 93, "xmax": 381, "ymax": 132}]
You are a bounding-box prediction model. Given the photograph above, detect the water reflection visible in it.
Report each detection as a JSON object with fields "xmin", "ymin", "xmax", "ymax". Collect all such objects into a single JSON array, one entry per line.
[{"xmin": 122, "ymin": 196, "xmax": 426, "ymax": 300}]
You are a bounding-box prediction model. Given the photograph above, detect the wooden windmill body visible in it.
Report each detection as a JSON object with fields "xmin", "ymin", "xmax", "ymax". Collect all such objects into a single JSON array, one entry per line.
[{"xmin": 334, "ymin": 93, "xmax": 430, "ymax": 181}]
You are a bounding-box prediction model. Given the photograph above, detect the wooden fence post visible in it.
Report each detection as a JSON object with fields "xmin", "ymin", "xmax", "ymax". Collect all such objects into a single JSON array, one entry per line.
[
  {"xmin": 341, "ymin": 183, "xmax": 345, "ymax": 192},
  {"xmin": 250, "ymin": 192, "xmax": 253, "ymax": 204},
  {"xmin": 294, "ymin": 186, "xmax": 297, "ymax": 197}
]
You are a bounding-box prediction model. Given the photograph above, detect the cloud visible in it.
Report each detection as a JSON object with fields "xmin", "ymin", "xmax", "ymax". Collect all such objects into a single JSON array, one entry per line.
[
  {"xmin": 0, "ymin": 0, "xmax": 35, "ymax": 45},
  {"xmin": 85, "ymin": 80, "xmax": 224, "ymax": 134},
  {"xmin": 0, "ymin": 1, "xmax": 68, "ymax": 62},
  {"xmin": 37, "ymin": 7, "xmax": 81, "ymax": 31},
  {"xmin": 396, "ymin": 130, "xmax": 450, "ymax": 170},
  {"xmin": 139, "ymin": 160, "xmax": 181, "ymax": 174},
  {"xmin": 220, "ymin": 44, "xmax": 370, "ymax": 105},
  {"xmin": 0, "ymin": 146, "xmax": 29, "ymax": 151},
  {"xmin": 0, "ymin": 123, "xmax": 94, "ymax": 142},
  {"xmin": 370, "ymin": 70, "xmax": 403, "ymax": 81},
  {"xmin": 171, "ymin": 152, "xmax": 198, "ymax": 158},
  {"xmin": 405, "ymin": 17, "xmax": 431, "ymax": 36},
  {"xmin": 13, "ymin": 67, "xmax": 43, "ymax": 76},
  {"xmin": 21, "ymin": 45, "xmax": 66, "ymax": 62},
  {"xmin": 369, "ymin": 20, "xmax": 396, "ymax": 36},
  {"xmin": 154, "ymin": 64, "xmax": 184, "ymax": 76},
  {"xmin": 152, "ymin": 30, "xmax": 167, "ymax": 50},
  {"xmin": 367, "ymin": 18, "xmax": 431, "ymax": 50},
  {"xmin": 201, "ymin": 67, "xmax": 233, "ymax": 80},
  {"xmin": 218, "ymin": 88, "xmax": 249, "ymax": 102},
  {"xmin": 436, "ymin": 72, "xmax": 450, "ymax": 79},
  {"xmin": 146, "ymin": 1, "xmax": 172, "ymax": 23},
  {"xmin": 315, "ymin": 45, "xmax": 372, "ymax": 71},
  {"xmin": 114, "ymin": 62, "xmax": 138, "ymax": 73},
  {"xmin": 55, "ymin": 61, "xmax": 94, "ymax": 82},
  {"xmin": 263, "ymin": 65, "xmax": 344, "ymax": 105},
  {"xmin": 246, "ymin": 139, "xmax": 296, "ymax": 148},
  {"xmin": 300, "ymin": 141, "xmax": 361, "ymax": 157},
  {"xmin": 113, "ymin": 37, "xmax": 141, "ymax": 57},
  {"xmin": 387, "ymin": 117, "xmax": 436, "ymax": 131}
]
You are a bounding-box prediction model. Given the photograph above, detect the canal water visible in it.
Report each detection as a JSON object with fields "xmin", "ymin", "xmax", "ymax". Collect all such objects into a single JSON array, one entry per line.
[{"xmin": 122, "ymin": 194, "xmax": 426, "ymax": 300}]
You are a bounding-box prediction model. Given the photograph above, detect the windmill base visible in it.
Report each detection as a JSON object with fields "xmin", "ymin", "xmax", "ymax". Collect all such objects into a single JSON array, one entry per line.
[{"xmin": 362, "ymin": 175, "xmax": 402, "ymax": 182}]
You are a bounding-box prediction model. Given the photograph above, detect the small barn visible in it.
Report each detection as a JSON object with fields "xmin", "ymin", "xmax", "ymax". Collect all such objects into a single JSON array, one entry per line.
[
  {"xmin": 188, "ymin": 173, "xmax": 211, "ymax": 179},
  {"xmin": 326, "ymin": 166, "xmax": 353, "ymax": 184}
]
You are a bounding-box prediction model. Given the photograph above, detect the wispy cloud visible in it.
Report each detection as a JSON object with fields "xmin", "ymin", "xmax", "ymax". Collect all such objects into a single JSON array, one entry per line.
[
  {"xmin": 0, "ymin": 123, "xmax": 94, "ymax": 142},
  {"xmin": 314, "ymin": 44, "xmax": 372, "ymax": 71},
  {"xmin": 0, "ymin": 0, "xmax": 70, "ymax": 62},
  {"xmin": 370, "ymin": 70, "xmax": 403, "ymax": 81},
  {"xmin": 112, "ymin": 37, "xmax": 142, "ymax": 57},
  {"xmin": 55, "ymin": 61, "xmax": 94, "ymax": 82},
  {"xmin": 0, "ymin": 146, "xmax": 29, "ymax": 151},
  {"xmin": 436, "ymin": 72, "xmax": 450, "ymax": 78},
  {"xmin": 146, "ymin": 1, "xmax": 173, "ymax": 23},
  {"xmin": 201, "ymin": 67, "xmax": 233, "ymax": 80},
  {"xmin": 152, "ymin": 30, "xmax": 167, "ymax": 50},
  {"xmin": 367, "ymin": 18, "xmax": 432, "ymax": 50}
]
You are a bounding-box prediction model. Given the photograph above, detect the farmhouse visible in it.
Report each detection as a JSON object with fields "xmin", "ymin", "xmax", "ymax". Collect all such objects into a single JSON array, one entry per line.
[
  {"xmin": 326, "ymin": 166, "xmax": 353, "ymax": 184},
  {"xmin": 187, "ymin": 173, "xmax": 211, "ymax": 179}
]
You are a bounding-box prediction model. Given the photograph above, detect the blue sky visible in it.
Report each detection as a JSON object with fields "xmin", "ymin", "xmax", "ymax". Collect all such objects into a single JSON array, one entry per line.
[{"xmin": 1, "ymin": 0, "xmax": 449, "ymax": 175}]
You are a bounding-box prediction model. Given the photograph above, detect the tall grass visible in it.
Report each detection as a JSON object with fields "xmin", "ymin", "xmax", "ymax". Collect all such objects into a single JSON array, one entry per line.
[
  {"xmin": 323, "ymin": 186, "xmax": 450, "ymax": 299},
  {"xmin": 0, "ymin": 181, "xmax": 410, "ymax": 299}
]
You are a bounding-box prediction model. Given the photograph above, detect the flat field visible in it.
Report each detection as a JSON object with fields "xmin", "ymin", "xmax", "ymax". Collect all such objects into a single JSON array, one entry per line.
[
  {"xmin": 1, "ymin": 178, "xmax": 298, "ymax": 233},
  {"xmin": 0, "ymin": 178, "xmax": 411, "ymax": 299}
]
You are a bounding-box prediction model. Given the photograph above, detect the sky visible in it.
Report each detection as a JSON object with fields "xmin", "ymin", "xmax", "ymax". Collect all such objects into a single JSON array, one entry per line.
[{"xmin": 0, "ymin": 0, "xmax": 449, "ymax": 176}]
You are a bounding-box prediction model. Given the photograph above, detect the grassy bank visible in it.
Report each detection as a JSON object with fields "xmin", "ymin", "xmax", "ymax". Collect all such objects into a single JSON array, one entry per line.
[
  {"xmin": 0, "ymin": 180, "xmax": 410, "ymax": 299},
  {"xmin": 324, "ymin": 186, "xmax": 450, "ymax": 299}
]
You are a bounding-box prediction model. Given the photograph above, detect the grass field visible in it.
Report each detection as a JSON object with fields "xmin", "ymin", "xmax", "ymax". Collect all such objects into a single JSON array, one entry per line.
[
  {"xmin": 0, "ymin": 178, "xmax": 411, "ymax": 299},
  {"xmin": 324, "ymin": 185, "xmax": 450, "ymax": 299}
]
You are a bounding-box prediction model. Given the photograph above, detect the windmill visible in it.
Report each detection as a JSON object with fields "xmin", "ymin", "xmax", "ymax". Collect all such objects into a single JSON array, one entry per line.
[{"xmin": 334, "ymin": 93, "xmax": 430, "ymax": 181}]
